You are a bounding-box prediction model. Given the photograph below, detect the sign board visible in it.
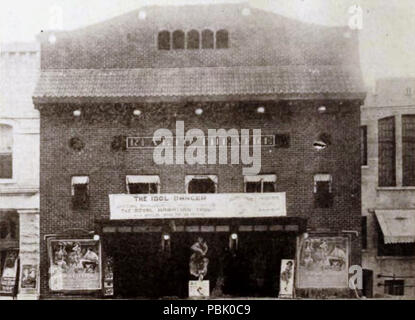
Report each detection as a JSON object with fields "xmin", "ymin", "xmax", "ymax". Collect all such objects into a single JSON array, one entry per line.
[
  {"xmin": 127, "ymin": 135, "xmax": 275, "ymax": 149},
  {"xmin": 278, "ymin": 259, "xmax": 295, "ymax": 299},
  {"xmin": 109, "ymin": 193, "xmax": 286, "ymax": 220},
  {"xmin": 48, "ymin": 239, "xmax": 101, "ymax": 292},
  {"xmin": 189, "ymin": 280, "xmax": 209, "ymax": 297},
  {"xmin": 296, "ymin": 236, "xmax": 349, "ymax": 289}
]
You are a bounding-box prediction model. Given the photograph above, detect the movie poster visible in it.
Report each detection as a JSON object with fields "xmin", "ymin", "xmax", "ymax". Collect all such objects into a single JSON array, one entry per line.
[
  {"xmin": 0, "ymin": 250, "xmax": 19, "ymax": 294},
  {"xmin": 103, "ymin": 255, "xmax": 114, "ymax": 297},
  {"xmin": 20, "ymin": 265, "xmax": 37, "ymax": 289},
  {"xmin": 48, "ymin": 239, "xmax": 101, "ymax": 291},
  {"xmin": 278, "ymin": 259, "xmax": 295, "ymax": 298},
  {"xmin": 296, "ymin": 236, "xmax": 349, "ymax": 288}
]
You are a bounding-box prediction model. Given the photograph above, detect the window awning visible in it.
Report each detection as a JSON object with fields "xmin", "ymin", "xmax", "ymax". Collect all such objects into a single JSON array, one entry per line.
[
  {"xmin": 244, "ymin": 175, "xmax": 277, "ymax": 183},
  {"xmin": 71, "ymin": 176, "xmax": 89, "ymax": 185},
  {"xmin": 126, "ymin": 175, "xmax": 160, "ymax": 184},
  {"xmin": 375, "ymin": 210, "xmax": 415, "ymax": 244}
]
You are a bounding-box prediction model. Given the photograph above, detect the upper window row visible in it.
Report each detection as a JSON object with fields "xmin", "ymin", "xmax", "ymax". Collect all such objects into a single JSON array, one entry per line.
[
  {"xmin": 71, "ymin": 173, "xmax": 333, "ymax": 210},
  {"xmin": 378, "ymin": 115, "xmax": 415, "ymax": 187},
  {"xmin": 158, "ymin": 29, "xmax": 229, "ymax": 50}
]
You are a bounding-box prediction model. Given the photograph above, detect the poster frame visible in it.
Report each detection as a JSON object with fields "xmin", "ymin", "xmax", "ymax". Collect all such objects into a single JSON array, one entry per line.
[{"xmin": 47, "ymin": 238, "xmax": 102, "ymax": 293}]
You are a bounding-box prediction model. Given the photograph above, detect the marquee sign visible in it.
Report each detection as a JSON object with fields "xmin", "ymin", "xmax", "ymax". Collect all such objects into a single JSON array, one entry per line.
[
  {"xmin": 127, "ymin": 135, "xmax": 275, "ymax": 149},
  {"xmin": 109, "ymin": 193, "xmax": 286, "ymax": 220}
]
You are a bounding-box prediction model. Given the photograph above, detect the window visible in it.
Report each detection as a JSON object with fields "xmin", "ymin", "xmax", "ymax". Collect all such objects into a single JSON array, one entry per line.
[
  {"xmin": 314, "ymin": 174, "xmax": 333, "ymax": 208},
  {"xmin": 158, "ymin": 31, "xmax": 170, "ymax": 50},
  {"xmin": 405, "ymin": 87, "xmax": 412, "ymax": 96},
  {"xmin": 201, "ymin": 30, "xmax": 214, "ymax": 49},
  {"xmin": 0, "ymin": 124, "xmax": 13, "ymax": 179},
  {"xmin": 0, "ymin": 212, "xmax": 18, "ymax": 240},
  {"xmin": 71, "ymin": 176, "xmax": 89, "ymax": 210},
  {"xmin": 187, "ymin": 30, "xmax": 200, "ymax": 49},
  {"xmin": 378, "ymin": 117, "xmax": 396, "ymax": 187},
  {"xmin": 361, "ymin": 126, "xmax": 368, "ymax": 166},
  {"xmin": 126, "ymin": 176, "xmax": 160, "ymax": 194},
  {"xmin": 384, "ymin": 280, "xmax": 404, "ymax": 296},
  {"xmin": 216, "ymin": 29, "xmax": 229, "ymax": 49},
  {"xmin": 402, "ymin": 115, "xmax": 415, "ymax": 186},
  {"xmin": 244, "ymin": 175, "xmax": 276, "ymax": 193},
  {"xmin": 275, "ymin": 134, "xmax": 290, "ymax": 148},
  {"xmin": 186, "ymin": 175, "xmax": 217, "ymax": 193},
  {"xmin": 172, "ymin": 30, "xmax": 185, "ymax": 49},
  {"xmin": 362, "ymin": 216, "xmax": 367, "ymax": 250}
]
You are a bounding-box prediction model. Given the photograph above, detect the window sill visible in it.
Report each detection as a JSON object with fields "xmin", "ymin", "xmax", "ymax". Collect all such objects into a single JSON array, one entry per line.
[
  {"xmin": 0, "ymin": 179, "xmax": 16, "ymax": 184},
  {"xmin": 361, "ymin": 165, "xmax": 369, "ymax": 169},
  {"xmin": 377, "ymin": 186, "xmax": 415, "ymax": 191},
  {"xmin": 376, "ymin": 256, "xmax": 415, "ymax": 260}
]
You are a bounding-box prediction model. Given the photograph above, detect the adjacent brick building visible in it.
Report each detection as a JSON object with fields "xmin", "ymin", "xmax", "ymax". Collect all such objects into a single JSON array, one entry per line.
[
  {"xmin": 33, "ymin": 4, "xmax": 365, "ymax": 298},
  {"xmin": 361, "ymin": 78, "xmax": 415, "ymax": 298}
]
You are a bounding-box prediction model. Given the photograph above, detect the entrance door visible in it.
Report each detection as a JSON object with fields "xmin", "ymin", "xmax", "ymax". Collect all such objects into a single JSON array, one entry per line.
[
  {"xmin": 363, "ymin": 269, "xmax": 373, "ymax": 298},
  {"xmin": 168, "ymin": 232, "xmax": 229, "ymax": 298},
  {"xmin": 109, "ymin": 233, "xmax": 162, "ymax": 298},
  {"xmin": 223, "ymin": 233, "xmax": 296, "ymax": 297}
]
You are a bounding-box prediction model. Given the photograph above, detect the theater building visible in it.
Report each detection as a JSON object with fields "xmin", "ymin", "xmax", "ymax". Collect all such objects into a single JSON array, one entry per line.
[
  {"xmin": 0, "ymin": 42, "xmax": 40, "ymax": 299},
  {"xmin": 33, "ymin": 4, "xmax": 365, "ymax": 299},
  {"xmin": 361, "ymin": 78, "xmax": 415, "ymax": 299}
]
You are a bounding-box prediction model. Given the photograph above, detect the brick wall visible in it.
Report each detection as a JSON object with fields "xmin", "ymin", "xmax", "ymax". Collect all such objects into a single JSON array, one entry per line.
[{"xmin": 38, "ymin": 99, "xmax": 362, "ymax": 295}]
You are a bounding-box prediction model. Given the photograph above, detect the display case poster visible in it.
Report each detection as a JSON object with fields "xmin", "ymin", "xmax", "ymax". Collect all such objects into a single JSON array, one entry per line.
[
  {"xmin": 48, "ymin": 239, "xmax": 101, "ymax": 291},
  {"xmin": 297, "ymin": 236, "xmax": 349, "ymax": 288},
  {"xmin": 103, "ymin": 255, "xmax": 114, "ymax": 297},
  {"xmin": 189, "ymin": 280, "xmax": 209, "ymax": 297},
  {"xmin": 0, "ymin": 250, "xmax": 19, "ymax": 294},
  {"xmin": 20, "ymin": 265, "xmax": 37, "ymax": 289},
  {"xmin": 278, "ymin": 259, "xmax": 295, "ymax": 298}
]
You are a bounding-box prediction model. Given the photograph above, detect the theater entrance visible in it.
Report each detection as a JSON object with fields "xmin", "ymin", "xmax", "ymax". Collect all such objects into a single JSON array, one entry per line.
[{"xmin": 100, "ymin": 218, "xmax": 304, "ymax": 299}]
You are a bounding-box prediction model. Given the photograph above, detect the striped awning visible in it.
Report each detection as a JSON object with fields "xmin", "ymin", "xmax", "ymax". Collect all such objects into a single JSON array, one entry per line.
[{"xmin": 375, "ymin": 210, "xmax": 415, "ymax": 244}]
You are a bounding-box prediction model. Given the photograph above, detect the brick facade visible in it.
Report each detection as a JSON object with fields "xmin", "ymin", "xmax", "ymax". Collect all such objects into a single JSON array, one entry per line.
[{"xmin": 38, "ymin": 100, "xmax": 362, "ymax": 296}]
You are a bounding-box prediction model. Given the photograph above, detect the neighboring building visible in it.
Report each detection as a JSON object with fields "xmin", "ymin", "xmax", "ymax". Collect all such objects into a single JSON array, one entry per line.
[
  {"xmin": 361, "ymin": 78, "xmax": 415, "ymax": 299},
  {"xmin": 33, "ymin": 4, "xmax": 365, "ymax": 299},
  {"xmin": 0, "ymin": 42, "xmax": 40, "ymax": 299}
]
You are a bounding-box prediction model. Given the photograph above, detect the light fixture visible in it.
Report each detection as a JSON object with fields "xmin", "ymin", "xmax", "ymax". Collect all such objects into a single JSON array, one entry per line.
[
  {"xmin": 48, "ymin": 34, "xmax": 57, "ymax": 44},
  {"xmin": 93, "ymin": 235, "xmax": 100, "ymax": 241},
  {"xmin": 73, "ymin": 110, "xmax": 81, "ymax": 117},
  {"xmin": 257, "ymin": 106, "xmax": 265, "ymax": 114},
  {"xmin": 318, "ymin": 105, "xmax": 327, "ymax": 113},
  {"xmin": 163, "ymin": 234, "xmax": 170, "ymax": 241},
  {"xmin": 195, "ymin": 108, "xmax": 203, "ymax": 116},
  {"xmin": 138, "ymin": 10, "xmax": 147, "ymax": 20},
  {"xmin": 313, "ymin": 140, "xmax": 327, "ymax": 150},
  {"xmin": 242, "ymin": 8, "xmax": 251, "ymax": 16},
  {"xmin": 231, "ymin": 233, "xmax": 238, "ymax": 240},
  {"xmin": 133, "ymin": 109, "xmax": 142, "ymax": 117}
]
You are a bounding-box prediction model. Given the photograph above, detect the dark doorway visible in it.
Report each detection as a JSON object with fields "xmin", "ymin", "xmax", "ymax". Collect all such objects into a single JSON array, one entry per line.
[
  {"xmin": 105, "ymin": 231, "xmax": 296, "ymax": 298},
  {"xmin": 363, "ymin": 269, "xmax": 373, "ymax": 298}
]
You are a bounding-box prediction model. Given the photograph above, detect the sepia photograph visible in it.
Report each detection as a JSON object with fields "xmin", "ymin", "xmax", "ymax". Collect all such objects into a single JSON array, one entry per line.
[{"xmin": 0, "ymin": 0, "xmax": 414, "ymax": 306}]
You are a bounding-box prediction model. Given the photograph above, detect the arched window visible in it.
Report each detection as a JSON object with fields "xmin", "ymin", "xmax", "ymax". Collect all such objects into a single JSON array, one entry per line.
[
  {"xmin": 201, "ymin": 30, "xmax": 214, "ymax": 49},
  {"xmin": 0, "ymin": 124, "xmax": 13, "ymax": 179},
  {"xmin": 158, "ymin": 31, "xmax": 170, "ymax": 50},
  {"xmin": 187, "ymin": 30, "xmax": 200, "ymax": 49},
  {"xmin": 216, "ymin": 29, "xmax": 229, "ymax": 49},
  {"xmin": 172, "ymin": 30, "xmax": 185, "ymax": 49}
]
